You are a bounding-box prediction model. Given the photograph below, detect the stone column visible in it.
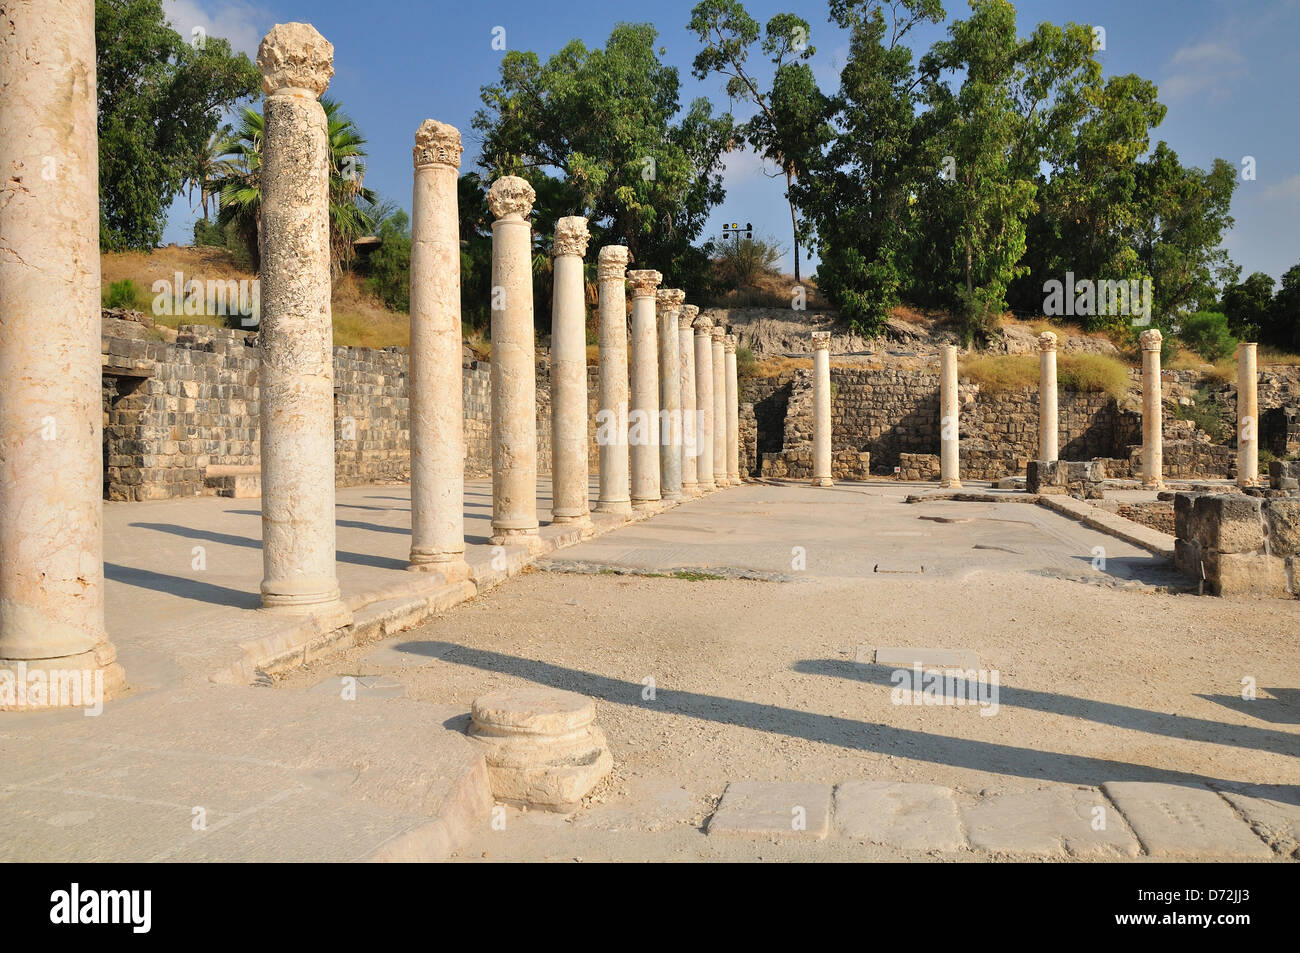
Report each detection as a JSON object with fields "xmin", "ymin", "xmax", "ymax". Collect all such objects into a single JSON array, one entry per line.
[
  {"xmin": 1237, "ymin": 341, "xmax": 1259, "ymax": 487},
  {"xmin": 593, "ymin": 247, "xmax": 631, "ymax": 515},
  {"xmin": 725, "ymin": 334, "xmax": 741, "ymax": 484},
  {"xmin": 257, "ymin": 24, "xmax": 347, "ymax": 621},
  {"xmin": 694, "ymin": 314, "xmax": 716, "ymax": 491},
  {"xmin": 627, "ymin": 269, "xmax": 663, "ymax": 510},
  {"xmin": 812, "ymin": 331, "xmax": 834, "ymax": 487},
  {"xmin": 1037, "ymin": 331, "xmax": 1059, "ymax": 463},
  {"xmin": 1140, "ymin": 329, "xmax": 1163, "ymax": 488},
  {"xmin": 679, "ymin": 305, "xmax": 700, "ymax": 497},
  {"xmin": 550, "ymin": 217, "xmax": 593, "ymax": 528},
  {"xmin": 711, "ymin": 327, "xmax": 728, "ymax": 487},
  {"xmin": 488, "ymin": 176, "xmax": 539, "ymax": 544},
  {"xmin": 408, "ymin": 120, "xmax": 469, "ymax": 576},
  {"xmin": 0, "ymin": 0, "xmax": 126, "ymax": 702},
  {"xmin": 656, "ymin": 289, "xmax": 685, "ymax": 502},
  {"xmin": 939, "ymin": 344, "xmax": 962, "ymax": 488}
]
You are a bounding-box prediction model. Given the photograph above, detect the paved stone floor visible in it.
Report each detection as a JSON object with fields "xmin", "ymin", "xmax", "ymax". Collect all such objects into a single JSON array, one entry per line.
[{"xmin": 4, "ymin": 479, "xmax": 1298, "ymax": 861}]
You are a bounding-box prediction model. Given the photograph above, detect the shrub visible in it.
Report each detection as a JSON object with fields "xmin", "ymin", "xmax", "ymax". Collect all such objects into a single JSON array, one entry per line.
[
  {"xmin": 364, "ymin": 211, "xmax": 411, "ymax": 313},
  {"xmin": 1179, "ymin": 311, "xmax": 1237, "ymax": 362},
  {"xmin": 735, "ymin": 345, "xmax": 757, "ymax": 379},
  {"xmin": 713, "ymin": 234, "xmax": 782, "ymax": 288},
  {"xmin": 102, "ymin": 278, "xmax": 144, "ymax": 311},
  {"xmin": 193, "ymin": 218, "xmax": 226, "ymax": 247}
]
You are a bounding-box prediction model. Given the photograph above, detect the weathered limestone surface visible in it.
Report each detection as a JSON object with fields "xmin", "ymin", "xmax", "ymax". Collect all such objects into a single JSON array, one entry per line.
[
  {"xmin": 627, "ymin": 270, "xmax": 663, "ymax": 509},
  {"xmin": 0, "ymin": 0, "xmax": 126, "ymax": 700},
  {"xmin": 725, "ymin": 334, "xmax": 740, "ymax": 484},
  {"xmin": 1173, "ymin": 492, "xmax": 1299, "ymax": 598},
  {"xmin": 467, "ymin": 687, "xmax": 613, "ymax": 812},
  {"xmin": 488, "ymin": 176, "xmax": 539, "ymax": 545},
  {"xmin": 256, "ymin": 23, "xmax": 346, "ymax": 620},
  {"xmin": 407, "ymin": 119, "xmax": 467, "ymax": 573},
  {"xmin": 811, "ymin": 331, "xmax": 833, "ymax": 486},
  {"xmin": 834, "ymin": 781, "xmax": 964, "ymax": 851},
  {"xmin": 656, "ymin": 289, "xmax": 685, "ymax": 501},
  {"xmin": 694, "ymin": 314, "xmax": 716, "ymax": 491},
  {"xmin": 678, "ymin": 306, "xmax": 700, "ymax": 496},
  {"xmin": 1140, "ymin": 328, "xmax": 1163, "ymax": 487},
  {"xmin": 963, "ymin": 787, "xmax": 1140, "ymax": 857},
  {"xmin": 594, "ymin": 247, "xmax": 631, "ymax": 514},
  {"xmin": 1038, "ymin": 331, "xmax": 1059, "ymax": 462},
  {"xmin": 550, "ymin": 217, "xmax": 592, "ymax": 528},
  {"xmin": 1238, "ymin": 341, "xmax": 1258, "ymax": 486},
  {"xmin": 939, "ymin": 345, "xmax": 961, "ymax": 488},
  {"xmin": 1101, "ymin": 782, "xmax": 1272, "ymax": 858},
  {"xmin": 707, "ymin": 781, "xmax": 832, "ymax": 839},
  {"xmin": 711, "ymin": 327, "xmax": 728, "ymax": 487}
]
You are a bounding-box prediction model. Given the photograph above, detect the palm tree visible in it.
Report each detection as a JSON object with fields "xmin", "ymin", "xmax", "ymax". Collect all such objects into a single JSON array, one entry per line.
[
  {"xmin": 184, "ymin": 123, "xmax": 241, "ymax": 222},
  {"xmin": 210, "ymin": 98, "xmax": 378, "ymax": 276}
]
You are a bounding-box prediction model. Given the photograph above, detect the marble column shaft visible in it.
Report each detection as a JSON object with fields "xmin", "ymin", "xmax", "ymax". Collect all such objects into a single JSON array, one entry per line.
[
  {"xmin": 257, "ymin": 23, "xmax": 346, "ymax": 616},
  {"xmin": 1237, "ymin": 341, "xmax": 1258, "ymax": 487},
  {"xmin": 628, "ymin": 270, "xmax": 662, "ymax": 507},
  {"xmin": 679, "ymin": 305, "xmax": 700, "ymax": 496},
  {"xmin": 939, "ymin": 344, "xmax": 962, "ymax": 488},
  {"xmin": 812, "ymin": 331, "xmax": 833, "ymax": 487},
  {"xmin": 550, "ymin": 217, "xmax": 592, "ymax": 523},
  {"xmin": 594, "ymin": 247, "xmax": 631, "ymax": 514},
  {"xmin": 0, "ymin": 0, "xmax": 125, "ymax": 698},
  {"xmin": 1140, "ymin": 329, "xmax": 1163, "ymax": 487},
  {"xmin": 488, "ymin": 176, "xmax": 539, "ymax": 543},
  {"xmin": 694, "ymin": 315, "xmax": 716, "ymax": 490},
  {"xmin": 1038, "ymin": 331, "xmax": 1059, "ymax": 463},
  {"xmin": 711, "ymin": 327, "xmax": 728, "ymax": 487},
  {"xmin": 408, "ymin": 120, "xmax": 467, "ymax": 572},
  {"xmin": 656, "ymin": 289, "xmax": 685, "ymax": 502},
  {"xmin": 725, "ymin": 335, "xmax": 740, "ymax": 484}
]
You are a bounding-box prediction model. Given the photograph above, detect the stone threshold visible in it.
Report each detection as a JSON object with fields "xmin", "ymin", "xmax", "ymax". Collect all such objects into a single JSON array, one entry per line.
[{"xmin": 210, "ymin": 486, "xmax": 737, "ymax": 686}]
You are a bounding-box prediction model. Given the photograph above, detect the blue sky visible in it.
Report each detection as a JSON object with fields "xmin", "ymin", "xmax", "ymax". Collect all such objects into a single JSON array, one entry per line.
[{"xmin": 162, "ymin": 0, "xmax": 1300, "ymax": 283}]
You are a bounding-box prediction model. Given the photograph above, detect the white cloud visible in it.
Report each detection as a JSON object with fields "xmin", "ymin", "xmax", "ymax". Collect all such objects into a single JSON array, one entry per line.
[
  {"xmin": 1169, "ymin": 41, "xmax": 1243, "ymax": 67},
  {"xmin": 164, "ymin": 0, "xmax": 269, "ymax": 58},
  {"xmin": 1160, "ymin": 38, "xmax": 1244, "ymax": 102},
  {"xmin": 1263, "ymin": 173, "xmax": 1300, "ymax": 201}
]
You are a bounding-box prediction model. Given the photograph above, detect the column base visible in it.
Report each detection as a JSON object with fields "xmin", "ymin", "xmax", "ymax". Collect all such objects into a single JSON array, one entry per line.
[
  {"xmin": 698, "ymin": 480, "xmax": 717, "ymax": 492},
  {"xmin": 491, "ymin": 526, "xmax": 540, "ymax": 546},
  {"xmin": 681, "ymin": 482, "xmax": 700, "ymax": 498},
  {"xmin": 940, "ymin": 479, "xmax": 962, "ymax": 489},
  {"xmin": 715, "ymin": 477, "xmax": 730, "ymax": 488},
  {"xmin": 406, "ymin": 554, "xmax": 472, "ymax": 583},
  {"xmin": 593, "ymin": 500, "xmax": 633, "ymax": 516},
  {"xmin": 550, "ymin": 511, "xmax": 589, "ymax": 524},
  {"xmin": 632, "ymin": 498, "xmax": 665, "ymax": 515},
  {"xmin": 0, "ymin": 643, "xmax": 127, "ymax": 712},
  {"xmin": 814, "ymin": 478, "xmax": 835, "ymax": 487},
  {"xmin": 727, "ymin": 473, "xmax": 742, "ymax": 485}
]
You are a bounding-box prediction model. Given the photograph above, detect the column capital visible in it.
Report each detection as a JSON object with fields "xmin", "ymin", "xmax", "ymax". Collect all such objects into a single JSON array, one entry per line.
[
  {"xmin": 656, "ymin": 288, "xmax": 686, "ymax": 311},
  {"xmin": 710, "ymin": 325, "xmax": 726, "ymax": 342},
  {"xmin": 627, "ymin": 269, "xmax": 663, "ymax": 298},
  {"xmin": 1237, "ymin": 340, "xmax": 1257, "ymax": 356},
  {"xmin": 680, "ymin": 304, "xmax": 699, "ymax": 330},
  {"xmin": 257, "ymin": 23, "xmax": 333, "ymax": 98},
  {"xmin": 811, "ymin": 330, "xmax": 831, "ymax": 351},
  {"xmin": 552, "ymin": 216, "xmax": 590, "ymax": 258},
  {"xmin": 1037, "ymin": 330, "xmax": 1058, "ymax": 352},
  {"xmin": 596, "ymin": 245, "xmax": 628, "ymax": 280},
  {"xmin": 487, "ymin": 175, "xmax": 535, "ymax": 222},
  {"xmin": 693, "ymin": 311, "xmax": 713, "ymax": 335},
  {"xmin": 413, "ymin": 119, "xmax": 462, "ymax": 170},
  {"xmin": 723, "ymin": 334, "xmax": 737, "ymax": 354},
  {"xmin": 1139, "ymin": 328, "xmax": 1163, "ymax": 351}
]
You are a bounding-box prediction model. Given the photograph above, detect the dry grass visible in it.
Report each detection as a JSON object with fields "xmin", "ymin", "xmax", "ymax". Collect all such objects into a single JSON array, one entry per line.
[
  {"xmin": 961, "ymin": 352, "xmax": 1131, "ymax": 398},
  {"xmin": 750, "ymin": 355, "xmax": 813, "ymax": 378},
  {"xmin": 1259, "ymin": 347, "xmax": 1300, "ymax": 366}
]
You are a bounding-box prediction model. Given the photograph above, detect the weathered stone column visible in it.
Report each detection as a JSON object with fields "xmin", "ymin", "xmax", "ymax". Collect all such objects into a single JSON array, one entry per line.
[
  {"xmin": 1140, "ymin": 329, "xmax": 1163, "ymax": 488},
  {"xmin": 725, "ymin": 334, "xmax": 741, "ymax": 484},
  {"xmin": 694, "ymin": 314, "xmax": 717, "ymax": 491},
  {"xmin": 1037, "ymin": 331, "xmax": 1059, "ymax": 463},
  {"xmin": 679, "ymin": 305, "xmax": 700, "ymax": 496},
  {"xmin": 594, "ymin": 247, "xmax": 631, "ymax": 515},
  {"xmin": 656, "ymin": 289, "xmax": 685, "ymax": 502},
  {"xmin": 408, "ymin": 120, "xmax": 469, "ymax": 576},
  {"xmin": 1237, "ymin": 341, "xmax": 1259, "ymax": 487},
  {"xmin": 628, "ymin": 269, "xmax": 663, "ymax": 510},
  {"xmin": 939, "ymin": 344, "xmax": 962, "ymax": 488},
  {"xmin": 711, "ymin": 327, "xmax": 728, "ymax": 487},
  {"xmin": 0, "ymin": 0, "xmax": 126, "ymax": 701},
  {"xmin": 812, "ymin": 331, "xmax": 834, "ymax": 487},
  {"xmin": 488, "ymin": 176, "xmax": 539, "ymax": 544},
  {"xmin": 258, "ymin": 24, "xmax": 348, "ymax": 620},
  {"xmin": 550, "ymin": 217, "xmax": 592, "ymax": 528}
]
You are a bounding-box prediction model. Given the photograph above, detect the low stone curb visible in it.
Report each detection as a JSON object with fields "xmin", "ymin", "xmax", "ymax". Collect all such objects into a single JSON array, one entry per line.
[{"xmin": 1036, "ymin": 495, "xmax": 1176, "ymax": 559}]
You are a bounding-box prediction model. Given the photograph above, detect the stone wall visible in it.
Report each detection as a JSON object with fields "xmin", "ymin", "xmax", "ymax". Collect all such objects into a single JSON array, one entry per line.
[{"xmin": 1174, "ymin": 493, "xmax": 1300, "ymax": 598}]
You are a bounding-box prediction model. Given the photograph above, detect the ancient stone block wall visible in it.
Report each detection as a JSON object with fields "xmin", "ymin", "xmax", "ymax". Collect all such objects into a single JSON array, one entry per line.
[{"xmin": 1174, "ymin": 492, "xmax": 1300, "ymax": 598}]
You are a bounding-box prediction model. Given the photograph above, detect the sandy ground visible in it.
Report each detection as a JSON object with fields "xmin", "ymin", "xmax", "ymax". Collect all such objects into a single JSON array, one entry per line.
[{"xmin": 277, "ymin": 487, "xmax": 1300, "ymax": 861}]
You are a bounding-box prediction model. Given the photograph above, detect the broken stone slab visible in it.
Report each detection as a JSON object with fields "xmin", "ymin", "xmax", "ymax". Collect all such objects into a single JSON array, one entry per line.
[
  {"xmin": 963, "ymin": 787, "xmax": 1139, "ymax": 857},
  {"xmin": 1100, "ymin": 782, "xmax": 1273, "ymax": 859},
  {"xmin": 1270, "ymin": 460, "xmax": 1300, "ymax": 492},
  {"xmin": 834, "ymin": 781, "xmax": 965, "ymax": 851},
  {"xmin": 1221, "ymin": 790, "xmax": 1300, "ymax": 858},
  {"xmin": 706, "ymin": 781, "xmax": 832, "ymax": 839},
  {"xmin": 870, "ymin": 647, "xmax": 979, "ymax": 671},
  {"xmin": 467, "ymin": 687, "xmax": 613, "ymax": 813}
]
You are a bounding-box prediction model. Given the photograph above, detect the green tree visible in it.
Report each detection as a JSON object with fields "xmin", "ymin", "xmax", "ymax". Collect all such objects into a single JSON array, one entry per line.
[
  {"xmin": 365, "ymin": 210, "xmax": 412, "ymax": 312},
  {"xmin": 1266, "ymin": 264, "xmax": 1300, "ymax": 352},
  {"xmin": 1222, "ymin": 271, "xmax": 1275, "ymax": 342},
  {"xmin": 96, "ymin": 0, "xmax": 260, "ymax": 249},
  {"xmin": 689, "ymin": 2, "xmax": 828, "ymax": 281},
  {"xmin": 473, "ymin": 22, "xmax": 733, "ymax": 298}
]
